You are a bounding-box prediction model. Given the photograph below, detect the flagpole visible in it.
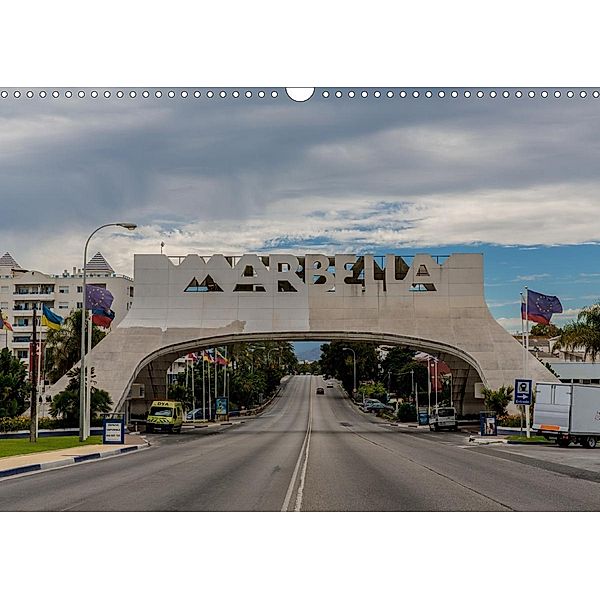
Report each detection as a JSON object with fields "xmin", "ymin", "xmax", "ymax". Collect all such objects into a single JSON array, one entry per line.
[
  {"xmin": 525, "ymin": 286, "xmax": 531, "ymax": 438},
  {"xmin": 520, "ymin": 291, "xmax": 525, "ymax": 435},
  {"xmin": 208, "ymin": 350, "xmax": 212, "ymax": 421},
  {"xmin": 30, "ymin": 307, "xmax": 38, "ymax": 443},
  {"xmin": 86, "ymin": 311, "xmax": 92, "ymax": 438},
  {"xmin": 202, "ymin": 352, "xmax": 206, "ymax": 421},
  {"xmin": 191, "ymin": 359, "xmax": 195, "ymax": 419},
  {"xmin": 37, "ymin": 337, "xmax": 43, "ymax": 419},
  {"xmin": 434, "ymin": 358, "xmax": 439, "ymax": 411},
  {"xmin": 427, "ymin": 358, "xmax": 431, "ymax": 416}
]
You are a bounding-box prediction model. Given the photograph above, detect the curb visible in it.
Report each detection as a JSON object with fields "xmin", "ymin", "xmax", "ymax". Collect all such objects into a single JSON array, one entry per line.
[
  {"xmin": 0, "ymin": 443, "xmax": 148, "ymax": 480},
  {"xmin": 506, "ymin": 440, "xmax": 553, "ymax": 446}
]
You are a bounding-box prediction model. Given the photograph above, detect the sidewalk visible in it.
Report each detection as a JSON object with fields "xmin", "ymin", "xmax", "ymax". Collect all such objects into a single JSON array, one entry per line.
[{"xmin": 0, "ymin": 433, "xmax": 148, "ymax": 479}]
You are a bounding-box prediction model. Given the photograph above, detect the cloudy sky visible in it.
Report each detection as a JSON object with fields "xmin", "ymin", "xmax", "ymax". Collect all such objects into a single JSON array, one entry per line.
[{"xmin": 2, "ymin": 87, "xmax": 600, "ymax": 332}]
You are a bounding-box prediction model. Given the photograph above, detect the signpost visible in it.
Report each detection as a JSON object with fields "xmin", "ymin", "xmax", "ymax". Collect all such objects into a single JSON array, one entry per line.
[
  {"xmin": 102, "ymin": 416, "xmax": 125, "ymax": 444},
  {"xmin": 514, "ymin": 378, "xmax": 533, "ymax": 438},
  {"xmin": 479, "ymin": 411, "xmax": 497, "ymax": 437},
  {"xmin": 215, "ymin": 396, "xmax": 229, "ymax": 421}
]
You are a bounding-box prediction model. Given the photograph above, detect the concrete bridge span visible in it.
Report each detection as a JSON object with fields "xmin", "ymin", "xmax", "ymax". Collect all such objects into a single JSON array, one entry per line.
[{"xmin": 54, "ymin": 252, "xmax": 555, "ymax": 414}]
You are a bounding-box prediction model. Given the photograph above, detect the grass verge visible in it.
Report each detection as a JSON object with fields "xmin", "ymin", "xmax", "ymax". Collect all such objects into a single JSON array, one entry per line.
[
  {"xmin": 507, "ymin": 435, "xmax": 552, "ymax": 444},
  {"xmin": 0, "ymin": 436, "xmax": 103, "ymax": 458}
]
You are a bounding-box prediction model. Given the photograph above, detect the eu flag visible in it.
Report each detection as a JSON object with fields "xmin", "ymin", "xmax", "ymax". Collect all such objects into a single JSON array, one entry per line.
[
  {"xmin": 521, "ymin": 289, "xmax": 563, "ymax": 325},
  {"xmin": 85, "ymin": 284, "xmax": 114, "ymax": 311}
]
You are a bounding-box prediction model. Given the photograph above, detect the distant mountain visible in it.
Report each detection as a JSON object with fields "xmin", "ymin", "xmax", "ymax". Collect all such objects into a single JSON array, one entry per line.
[{"xmin": 293, "ymin": 341, "xmax": 325, "ymax": 362}]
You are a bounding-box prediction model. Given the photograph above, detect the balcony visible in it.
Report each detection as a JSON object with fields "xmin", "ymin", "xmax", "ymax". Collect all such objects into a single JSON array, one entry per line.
[{"xmin": 13, "ymin": 289, "xmax": 55, "ymax": 296}]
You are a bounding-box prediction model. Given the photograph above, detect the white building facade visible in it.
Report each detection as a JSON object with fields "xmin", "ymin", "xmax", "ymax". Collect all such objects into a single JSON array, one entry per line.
[{"xmin": 0, "ymin": 251, "xmax": 134, "ymax": 367}]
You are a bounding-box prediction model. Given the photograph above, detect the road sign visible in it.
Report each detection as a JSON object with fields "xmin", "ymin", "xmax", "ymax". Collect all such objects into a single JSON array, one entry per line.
[
  {"xmin": 480, "ymin": 411, "xmax": 497, "ymax": 436},
  {"xmin": 102, "ymin": 417, "xmax": 125, "ymax": 444},
  {"xmin": 215, "ymin": 396, "xmax": 228, "ymax": 416},
  {"xmin": 514, "ymin": 379, "xmax": 533, "ymax": 405}
]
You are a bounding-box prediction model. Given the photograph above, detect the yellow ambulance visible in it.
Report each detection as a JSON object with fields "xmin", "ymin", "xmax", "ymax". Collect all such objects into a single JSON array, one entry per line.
[{"xmin": 146, "ymin": 400, "xmax": 184, "ymax": 433}]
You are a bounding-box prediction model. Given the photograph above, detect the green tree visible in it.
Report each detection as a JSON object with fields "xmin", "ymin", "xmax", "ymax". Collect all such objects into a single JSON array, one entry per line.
[
  {"xmin": 50, "ymin": 367, "xmax": 112, "ymax": 422},
  {"xmin": 481, "ymin": 385, "xmax": 514, "ymax": 417},
  {"xmin": 319, "ymin": 341, "xmax": 379, "ymax": 395},
  {"xmin": 554, "ymin": 302, "xmax": 600, "ymax": 360},
  {"xmin": 358, "ymin": 381, "xmax": 387, "ymax": 400},
  {"xmin": 0, "ymin": 348, "xmax": 31, "ymax": 418},
  {"xmin": 45, "ymin": 309, "xmax": 107, "ymax": 384},
  {"xmin": 530, "ymin": 323, "xmax": 562, "ymax": 337}
]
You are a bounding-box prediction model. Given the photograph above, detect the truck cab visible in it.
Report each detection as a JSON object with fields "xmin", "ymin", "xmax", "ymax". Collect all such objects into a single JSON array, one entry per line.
[
  {"xmin": 146, "ymin": 400, "xmax": 184, "ymax": 433},
  {"xmin": 428, "ymin": 406, "xmax": 458, "ymax": 431}
]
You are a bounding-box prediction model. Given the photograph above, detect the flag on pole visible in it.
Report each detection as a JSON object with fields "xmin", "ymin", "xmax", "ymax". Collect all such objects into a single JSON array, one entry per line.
[
  {"xmin": 0, "ymin": 311, "xmax": 13, "ymax": 331},
  {"xmin": 85, "ymin": 284, "xmax": 114, "ymax": 311},
  {"xmin": 41, "ymin": 304, "xmax": 64, "ymax": 330},
  {"xmin": 521, "ymin": 289, "xmax": 563, "ymax": 325},
  {"xmin": 202, "ymin": 350, "xmax": 215, "ymax": 363},
  {"xmin": 91, "ymin": 307, "xmax": 115, "ymax": 328},
  {"xmin": 216, "ymin": 349, "xmax": 230, "ymax": 366}
]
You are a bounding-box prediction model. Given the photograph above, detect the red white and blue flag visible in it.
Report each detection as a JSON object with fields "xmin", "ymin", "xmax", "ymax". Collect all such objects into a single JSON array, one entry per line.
[
  {"xmin": 91, "ymin": 307, "xmax": 115, "ymax": 328},
  {"xmin": 521, "ymin": 289, "xmax": 563, "ymax": 325}
]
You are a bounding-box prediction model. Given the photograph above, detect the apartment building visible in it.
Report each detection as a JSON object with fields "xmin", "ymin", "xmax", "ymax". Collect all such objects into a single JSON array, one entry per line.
[{"xmin": 0, "ymin": 251, "xmax": 134, "ymax": 365}]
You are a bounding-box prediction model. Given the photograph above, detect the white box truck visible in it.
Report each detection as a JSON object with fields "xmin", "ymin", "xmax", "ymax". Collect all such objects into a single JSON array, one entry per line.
[{"xmin": 533, "ymin": 382, "xmax": 600, "ymax": 449}]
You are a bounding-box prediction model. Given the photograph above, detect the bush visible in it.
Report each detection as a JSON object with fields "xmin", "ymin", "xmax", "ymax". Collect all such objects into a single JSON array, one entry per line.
[
  {"xmin": 497, "ymin": 415, "xmax": 523, "ymax": 427},
  {"xmin": 0, "ymin": 415, "xmax": 104, "ymax": 433},
  {"xmin": 397, "ymin": 402, "xmax": 417, "ymax": 422},
  {"xmin": 482, "ymin": 385, "xmax": 514, "ymax": 417},
  {"xmin": 0, "ymin": 416, "xmax": 30, "ymax": 432}
]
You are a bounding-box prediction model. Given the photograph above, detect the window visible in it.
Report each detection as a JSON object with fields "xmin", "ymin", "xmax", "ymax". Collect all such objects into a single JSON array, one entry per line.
[
  {"xmin": 0, "ymin": 286, "xmax": 8, "ymax": 293},
  {"xmin": 15, "ymin": 317, "xmax": 29, "ymax": 326},
  {"xmin": 0, "ymin": 302, "xmax": 7, "ymax": 310},
  {"xmin": 58, "ymin": 302, "xmax": 69, "ymax": 310},
  {"xmin": 76, "ymin": 302, "xmax": 83, "ymax": 309},
  {"xmin": 77, "ymin": 286, "xmax": 83, "ymax": 293},
  {"xmin": 13, "ymin": 335, "xmax": 30, "ymax": 343},
  {"xmin": 149, "ymin": 407, "xmax": 172, "ymax": 417},
  {"xmin": 16, "ymin": 349, "xmax": 28, "ymax": 359},
  {"xmin": 59, "ymin": 286, "xmax": 69, "ymax": 294}
]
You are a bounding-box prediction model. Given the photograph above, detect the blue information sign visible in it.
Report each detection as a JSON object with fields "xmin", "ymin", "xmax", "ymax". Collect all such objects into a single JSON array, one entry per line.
[
  {"xmin": 514, "ymin": 379, "xmax": 533, "ymax": 405},
  {"xmin": 215, "ymin": 397, "xmax": 228, "ymax": 416},
  {"xmin": 418, "ymin": 410, "xmax": 429, "ymax": 426},
  {"xmin": 480, "ymin": 412, "xmax": 497, "ymax": 436}
]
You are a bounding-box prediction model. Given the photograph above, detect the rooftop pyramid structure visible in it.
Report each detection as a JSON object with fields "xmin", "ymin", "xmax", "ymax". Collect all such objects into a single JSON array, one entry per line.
[
  {"xmin": 0, "ymin": 252, "xmax": 21, "ymax": 269},
  {"xmin": 85, "ymin": 252, "xmax": 114, "ymax": 273}
]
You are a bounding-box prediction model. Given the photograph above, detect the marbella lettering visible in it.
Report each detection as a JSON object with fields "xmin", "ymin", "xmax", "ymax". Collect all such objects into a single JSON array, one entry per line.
[{"xmin": 181, "ymin": 253, "xmax": 442, "ymax": 294}]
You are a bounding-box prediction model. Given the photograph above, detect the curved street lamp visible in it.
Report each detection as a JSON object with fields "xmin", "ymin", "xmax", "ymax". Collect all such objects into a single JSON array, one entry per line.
[{"xmin": 79, "ymin": 222, "xmax": 137, "ymax": 441}]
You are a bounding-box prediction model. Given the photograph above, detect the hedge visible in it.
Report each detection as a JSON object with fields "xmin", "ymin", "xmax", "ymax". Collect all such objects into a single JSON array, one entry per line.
[{"xmin": 0, "ymin": 416, "xmax": 103, "ymax": 433}]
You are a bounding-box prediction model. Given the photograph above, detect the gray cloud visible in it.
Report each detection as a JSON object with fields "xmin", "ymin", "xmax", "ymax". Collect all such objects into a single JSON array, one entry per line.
[{"xmin": 2, "ymin": 90, "xmax": 600, "ymax": 274}]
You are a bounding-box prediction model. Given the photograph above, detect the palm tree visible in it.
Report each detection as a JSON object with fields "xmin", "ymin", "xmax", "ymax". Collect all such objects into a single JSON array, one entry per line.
[
  {"xmin": 45, "ymin": 309, "xmax": 107, "ymax": 384},
  {"xmin": 554, "ymin": 302, "xmax": 600, "ymax": 361}
]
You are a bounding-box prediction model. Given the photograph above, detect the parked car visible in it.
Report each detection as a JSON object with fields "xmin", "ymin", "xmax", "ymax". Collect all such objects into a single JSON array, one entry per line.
[
  {"xmin": 428, "ymin": 406, "xmax": 458, "ymax": 431},
  {"xmin": 316, "ymin": 387, "xmax": 325, "ymax": 395},
  {"xmin": 186, "ymin": 408, "xmax": 208, "ymax": 421},
  {"xmin": 362, "ymin": 399, "xmax": 390, "ymax": 413}
]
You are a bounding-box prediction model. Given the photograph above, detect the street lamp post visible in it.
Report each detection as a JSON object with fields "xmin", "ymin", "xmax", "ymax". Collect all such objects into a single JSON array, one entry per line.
[
  {"xmin": 79, "ymin": 222, "xmax": 137, "ymax": 441},
  {"xmin": 434, "ymin": 357, "xmax": 439, "ymax": 411},
  {"xmin": 343, "ymin": 347, "xmax": 357, "ymax": 396}
]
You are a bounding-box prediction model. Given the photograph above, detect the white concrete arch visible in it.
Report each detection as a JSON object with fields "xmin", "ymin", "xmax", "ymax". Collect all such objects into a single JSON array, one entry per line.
[{"xmin": 50, "ymin": 252, "xmax": 556, "ymax": 414}]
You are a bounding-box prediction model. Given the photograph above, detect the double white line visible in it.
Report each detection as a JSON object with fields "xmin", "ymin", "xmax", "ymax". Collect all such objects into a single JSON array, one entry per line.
[{"xmin": 281, "ymin": 379, "xmax": 314, "ymax": 512}]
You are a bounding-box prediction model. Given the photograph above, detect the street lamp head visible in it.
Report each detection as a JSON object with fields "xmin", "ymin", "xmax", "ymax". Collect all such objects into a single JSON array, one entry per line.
[{"xmin": 117, "ymin": 222, "xmax": 137, "ymax": 230}]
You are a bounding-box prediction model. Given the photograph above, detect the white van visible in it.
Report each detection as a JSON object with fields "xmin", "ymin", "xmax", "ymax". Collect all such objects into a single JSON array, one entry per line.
[{"xmin": 428, "ymin": 406, "xmax": 458, "ymax": 431}]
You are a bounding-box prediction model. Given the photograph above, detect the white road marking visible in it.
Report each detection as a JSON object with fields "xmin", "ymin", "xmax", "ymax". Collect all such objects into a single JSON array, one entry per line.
[{"xmin": 281, "ymin": 377, "xmax": 314, "ymax": 512}]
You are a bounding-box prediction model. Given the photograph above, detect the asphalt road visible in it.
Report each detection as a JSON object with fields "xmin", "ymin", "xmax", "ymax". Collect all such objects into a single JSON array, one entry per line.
[{"xmin": 2, "ymin": 375, "xmax": 600, "ymax": 511}]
